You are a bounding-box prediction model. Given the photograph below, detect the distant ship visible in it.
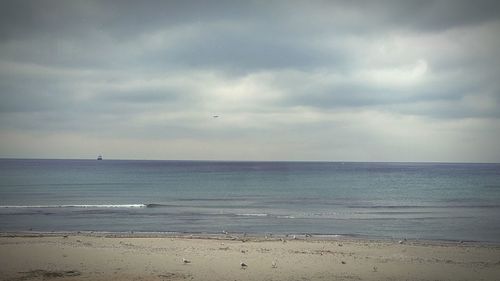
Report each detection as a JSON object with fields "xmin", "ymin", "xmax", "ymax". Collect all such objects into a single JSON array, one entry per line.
[{"xmin": 97, "ymin": 155, "xmax": 103, "ymax": 160}]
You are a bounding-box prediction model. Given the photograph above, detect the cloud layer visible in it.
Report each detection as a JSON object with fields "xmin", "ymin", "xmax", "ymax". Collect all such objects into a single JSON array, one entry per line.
[{"xmin": 1, "ymin": 0, "xmax": 500, "ymax": 161}]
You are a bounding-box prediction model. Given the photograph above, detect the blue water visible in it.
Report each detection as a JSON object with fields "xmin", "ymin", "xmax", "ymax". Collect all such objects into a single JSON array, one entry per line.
[{"xmin": 1, "ymin": 159, "xmax": 500, "ymax": 242}]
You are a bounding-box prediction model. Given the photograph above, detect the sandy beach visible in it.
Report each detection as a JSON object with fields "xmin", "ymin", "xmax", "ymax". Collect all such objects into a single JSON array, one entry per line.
[{"xmin": 1, "ymin": 233, "xmax": 499, "ymax": 281}]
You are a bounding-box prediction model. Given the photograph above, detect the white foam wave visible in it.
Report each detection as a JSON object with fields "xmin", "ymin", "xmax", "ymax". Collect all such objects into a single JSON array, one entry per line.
[
  {"xmin": 235, "ymin": 213, "xmax": 268, "ymax": 217},
  {"xmin": 276, "ymin": 215, "xmax": 295, "ymax": 219},
  {"xmin": 0, "ymin": 204, "xmax": 147, "ymax": 208}
]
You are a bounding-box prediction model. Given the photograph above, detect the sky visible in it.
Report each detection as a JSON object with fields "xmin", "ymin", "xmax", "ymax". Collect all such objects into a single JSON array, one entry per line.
[{"xmin": 0, "ymin": 0, "xmax": 500, "ymax": 162}]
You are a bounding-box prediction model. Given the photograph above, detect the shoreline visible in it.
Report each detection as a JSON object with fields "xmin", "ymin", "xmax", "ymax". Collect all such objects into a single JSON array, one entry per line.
[
  {"xmin": 2, "ymin": 231, "xmax": 499, "ymax": 247},
  {"xmin": 1, "ymin": 230, "xmax": 494, "ymax": 244}
]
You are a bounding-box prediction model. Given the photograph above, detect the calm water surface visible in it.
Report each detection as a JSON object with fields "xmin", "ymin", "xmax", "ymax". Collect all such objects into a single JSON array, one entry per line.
[{"xmin": 1, "ymin": 159, "xmax": 500, "ymax": 242}]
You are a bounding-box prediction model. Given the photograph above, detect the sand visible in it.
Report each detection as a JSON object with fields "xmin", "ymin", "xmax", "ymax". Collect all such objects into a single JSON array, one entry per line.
[{"xmin": 1, "ymin": 233, "xmax": 500, "ymax": 281}]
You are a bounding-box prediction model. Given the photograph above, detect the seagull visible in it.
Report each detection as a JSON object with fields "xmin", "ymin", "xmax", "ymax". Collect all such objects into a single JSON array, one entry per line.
[
  {"xmin": 272, "ymin": 260, "xmax": 277, "ymax": 268},
  {"xmin": 240, "ymin": 261, "xmax": 248, "ymax": 268},
  {"xmin": 182, "ymin": 258, "xmax": 191, "ymax": 264},
  {"xmin": 213, "ymin": 115, "xmax": 219, "ymax": 118}
]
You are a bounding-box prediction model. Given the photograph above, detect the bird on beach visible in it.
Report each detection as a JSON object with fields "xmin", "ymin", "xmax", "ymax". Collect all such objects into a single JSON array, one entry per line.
[
  {"xmin": 182, "ymin": 258, "xmax": 191, "ymax": 264},
  {"xmin": 272, "ymin": 260, "xmax": 277, "ymax": 268},
  {"xmin": 240, "ymin": 261, "xmax": 248, "ymax": 269}
]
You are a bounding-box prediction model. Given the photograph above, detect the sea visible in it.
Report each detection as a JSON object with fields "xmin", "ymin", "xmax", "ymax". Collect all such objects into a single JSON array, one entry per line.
[{"xmin": 1, "ymin": 159, "xmax": 500, "ymax": 243}]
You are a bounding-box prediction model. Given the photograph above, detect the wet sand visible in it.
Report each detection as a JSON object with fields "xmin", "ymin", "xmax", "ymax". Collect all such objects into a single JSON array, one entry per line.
[{"xmin": 1, "ymin": 233, "xmax": 500, "ymax": 281}]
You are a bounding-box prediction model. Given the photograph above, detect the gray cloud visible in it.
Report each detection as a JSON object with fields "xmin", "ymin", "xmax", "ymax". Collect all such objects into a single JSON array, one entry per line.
[
  {"xmin": 337, "ymin": 0, "xmax": 500, "ymax": 32},
  {"xmin": 1, "ymin": 0, "xmax": 499, "ymax": 161}
]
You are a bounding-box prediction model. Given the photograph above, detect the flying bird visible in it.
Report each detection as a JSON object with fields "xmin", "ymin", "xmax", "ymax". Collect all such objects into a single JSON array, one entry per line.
[{"xmin": 213, "ymin": 115, "xmax": 219, "ymax": 118}]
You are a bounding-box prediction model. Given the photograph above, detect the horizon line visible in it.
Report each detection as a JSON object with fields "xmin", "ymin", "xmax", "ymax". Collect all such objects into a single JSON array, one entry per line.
[{"xmin": 0, "ymin": 157, "xmax": 499, "ymax": 165}]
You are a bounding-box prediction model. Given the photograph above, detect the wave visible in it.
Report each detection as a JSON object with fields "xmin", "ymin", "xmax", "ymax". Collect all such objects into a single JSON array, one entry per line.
[
  {"xmin": 235, "ymin": 213, "xmax": 269, "ymax": 217},
  {"xmin": 349, "ymin": 204, "xmax": 500, "ymax": 209},
  {"xmin": 145, "ymin": 203, "xmax": 172, "ymax": 208},
  {"xmin": 0, "ymin": 204, "xmax": 147, "ymax": 208}
]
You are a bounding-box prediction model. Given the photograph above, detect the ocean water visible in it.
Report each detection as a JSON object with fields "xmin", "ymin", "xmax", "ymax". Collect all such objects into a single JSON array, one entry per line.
[{"xmin": 1, "ymin": 159, "xmax": 500, "ymax": 242}]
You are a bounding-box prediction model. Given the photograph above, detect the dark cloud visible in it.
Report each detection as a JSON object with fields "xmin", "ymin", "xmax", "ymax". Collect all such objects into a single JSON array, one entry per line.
[
  {"xmin": 2, "ymin": 0, "xmax": 498, "ymax": 69},
  {"xmin": 333, "ymin": 0, "xmax": 500, "ymax": 32},
  {"xmin": 138, "ymin": 29, "xmax": 349, "ymax": 74},
  {"xmin": 0, "ymin": 0, "xmax": 264, "ymax": 40},
  {"xmin": 390, "ymin": 0, "xmax": 500, "ymax": 31},
  {"xmin": 2, "ymin": 1, "xmax": 499, "ymax": 42}
]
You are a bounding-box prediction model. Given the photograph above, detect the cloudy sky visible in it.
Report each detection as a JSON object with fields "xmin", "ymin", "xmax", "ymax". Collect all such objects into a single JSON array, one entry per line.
[{"xmin": 1, "ymin": 0, "xmax": 499, "ymax": 162}]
